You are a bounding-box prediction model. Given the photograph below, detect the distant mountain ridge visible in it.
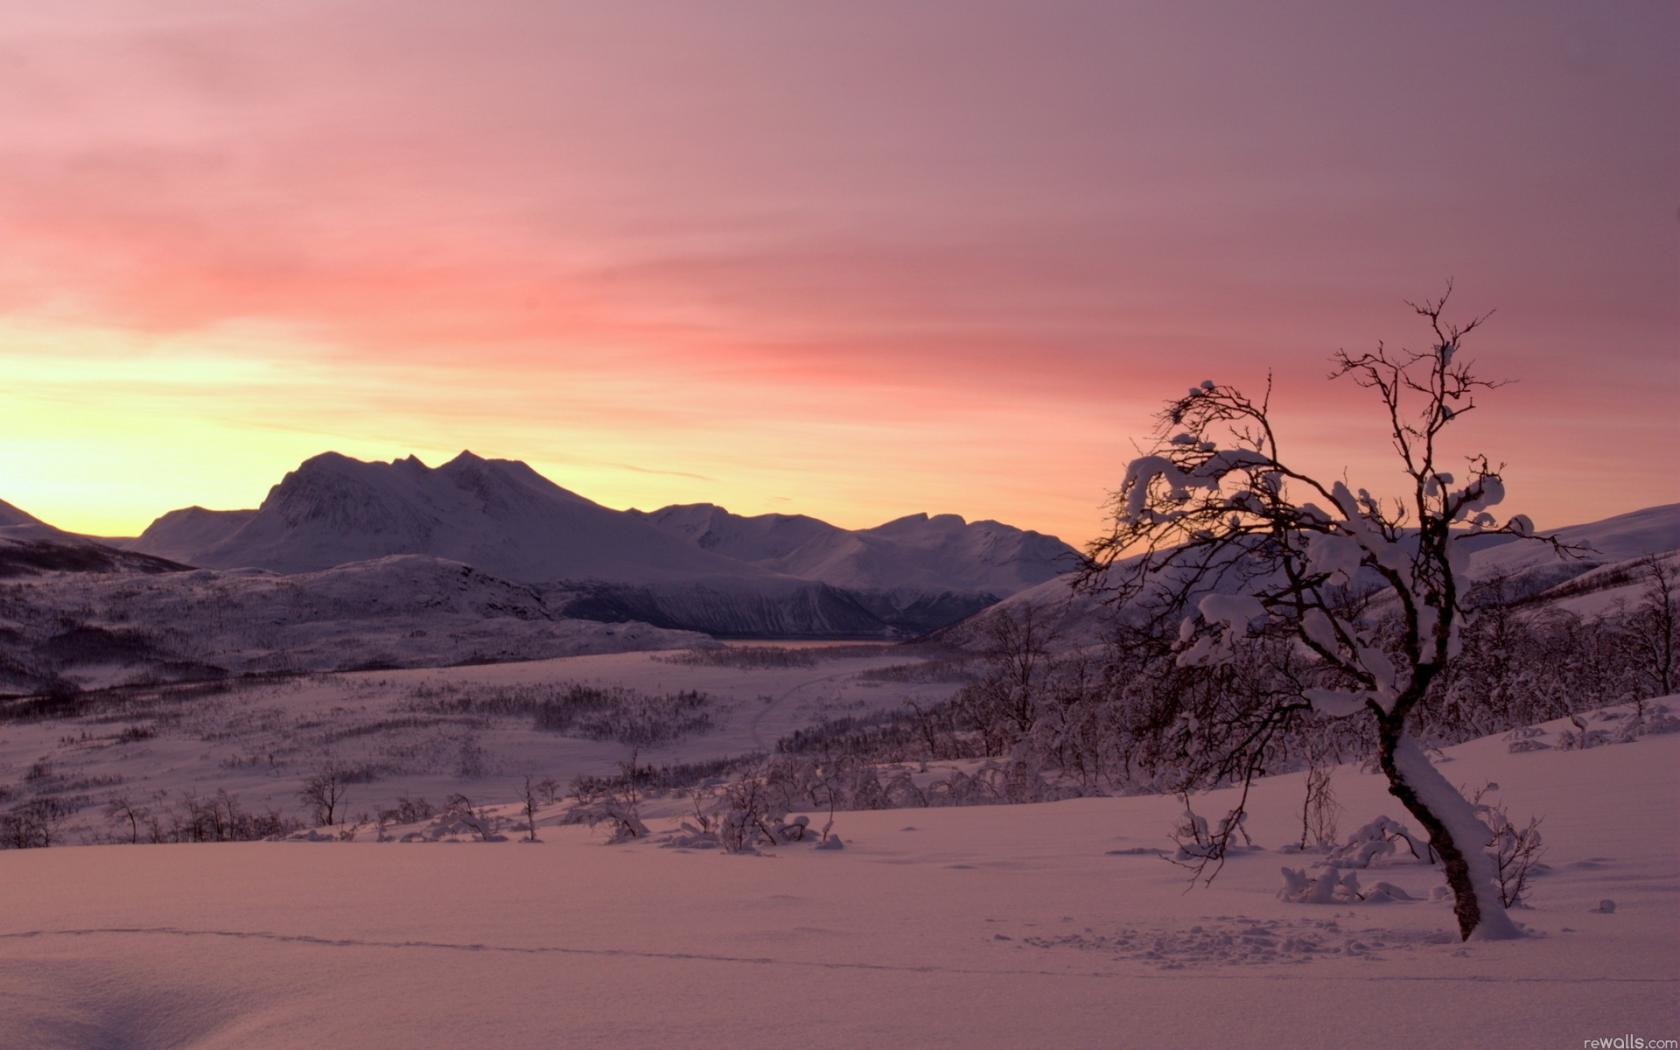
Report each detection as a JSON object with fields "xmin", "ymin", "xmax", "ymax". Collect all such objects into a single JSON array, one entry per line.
[
  {"xmin": 106, "ymin": 450, "xmax": 1082, "ymax": 637},
  {"xmin": 0, "ymin": 497, "xmax": 188, "ymax": 579},
  {"xmin": 628, "ymin": 502, "xmax": 1080, "ymax": 595},
  {"xmin": 131, "ymin": 451, "xmax": 770, "ymax": 584}
]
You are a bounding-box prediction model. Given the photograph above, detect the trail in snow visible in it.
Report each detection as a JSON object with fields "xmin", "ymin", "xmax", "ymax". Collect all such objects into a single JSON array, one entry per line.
[
  {"xmin": 747, "ymin": 669, "xmax": 855, "ymax": 752},
  {"xmin": 1, "ymin": 928, "xmax": 1672, "ymax": 986}
]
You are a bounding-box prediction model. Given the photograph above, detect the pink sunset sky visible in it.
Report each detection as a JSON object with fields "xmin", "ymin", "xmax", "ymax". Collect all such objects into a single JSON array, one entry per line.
[{"xmin": 1, "ymin": 1, "xmax": 1675, "ymax": 544}]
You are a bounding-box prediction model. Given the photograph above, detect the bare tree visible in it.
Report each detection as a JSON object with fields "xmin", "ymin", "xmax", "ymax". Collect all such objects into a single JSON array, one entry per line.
[
  {"xmin": 105, "ymin": 794, "xmax": 146, "ymax": 845},
  {"xmin": 1298, "ymin": 752, "xmax": 1339, "ymax": 852},
  {"xmin": 521, "ymin": 775, "xmax": 540, "ymax": 843},
  {"xmin": 952, "ymin": 602, "xmax": 1061, "ymax": 754},
  {"xmin": 299, "ymin": 765, "xmax": 350, "ymax": 827},
  {"xmin": 1629, "ymin": 555, "xmax": 1678, "ymax": 698},
  {"xmin": 1080, "ymin": 287, "xmax": 1577, "ymax": 941},
  {"xmin": 536, "ymin": 777, "xmax": 561, "ymax": 806}
]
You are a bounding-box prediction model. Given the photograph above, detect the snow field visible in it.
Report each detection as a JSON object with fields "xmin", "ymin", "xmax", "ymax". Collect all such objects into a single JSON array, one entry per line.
[{"xmin": 2, "ymin": 713, "xmax": 1675, "ymax": 1049}]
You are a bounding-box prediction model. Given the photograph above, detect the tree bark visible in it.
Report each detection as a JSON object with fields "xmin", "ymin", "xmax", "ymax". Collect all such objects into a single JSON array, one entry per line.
[{"xmin": 1377, "ymin": 715, "xmax": 1522, "ymax": 941}]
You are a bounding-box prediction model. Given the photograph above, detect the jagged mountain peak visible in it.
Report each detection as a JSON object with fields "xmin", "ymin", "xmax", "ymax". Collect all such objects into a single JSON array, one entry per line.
[{"xmin": 134, "ymin": 450, "xmax": 758, "ymax": 583}]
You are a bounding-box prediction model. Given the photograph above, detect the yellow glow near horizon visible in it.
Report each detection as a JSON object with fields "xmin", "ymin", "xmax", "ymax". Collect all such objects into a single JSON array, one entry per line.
[
  {"xmin": 1, "ymin": 5, "xmax": 1674, "ymax": 544},
  {"xmin": 0, "ymin": 318, "xmax": 1136, "ymax": 543}
]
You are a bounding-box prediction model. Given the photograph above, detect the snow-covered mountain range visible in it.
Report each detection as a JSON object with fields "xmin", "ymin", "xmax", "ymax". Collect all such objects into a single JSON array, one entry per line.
[
  {"xmin": 12, "ymin": 451, "xmax": 1080, "ymax": 641},
  {"xmin": 124, "ymin": 451, "xmax": 1079, "ymax": 597},
  {"xmin": 128, "ymin": 452, "xmax": 756, "ymax": 583},
  {"xmin": 628, "ymin": 503, "xmax": 1076, "ymax": 595}
]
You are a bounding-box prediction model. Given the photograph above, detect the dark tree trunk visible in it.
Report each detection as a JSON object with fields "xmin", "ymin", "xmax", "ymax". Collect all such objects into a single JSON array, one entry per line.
[{"xmin": 1376, "ymin": 713, "xmax": 1481, "ymax": 940}]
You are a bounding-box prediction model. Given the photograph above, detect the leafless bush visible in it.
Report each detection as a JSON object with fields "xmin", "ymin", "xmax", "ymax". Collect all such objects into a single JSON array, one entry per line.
[
  {"xmin": 1299, "ymin": 758, "xmax": 1340, "ymax": 851},
  {"xmin": 379, "ymin": 795, "xmax": 436, "ymax": 825},
  {"xmin": 155, "ymin": 788, "xmax": 292, "ymax": 843},
  {"xmin": 0, "ymin": 796, "xmax": 71, "ymax": 849},
  {"xmin": 570, "ymin": 762, "xmax": 648, "ymax": 843},
  {"xmin": 441, "ymin": 793, "xmax": 504, "ymax": 842},
  {"xmin": 1471, "ymin": 784, "xmax": 1545, "ymax": 908},
  {"xmin": 409, "ymin": 681, "xmax": 714, "ymax": 747},
  {"xmin": 573, "ymin": 690, "xmax": 713, "ymax": 748}
]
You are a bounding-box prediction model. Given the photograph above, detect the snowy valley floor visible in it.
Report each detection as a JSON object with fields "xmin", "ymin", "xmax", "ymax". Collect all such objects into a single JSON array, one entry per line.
[{"xmin": 2, "ymin": 726, "xmax": 1677, "ymax": 1049}]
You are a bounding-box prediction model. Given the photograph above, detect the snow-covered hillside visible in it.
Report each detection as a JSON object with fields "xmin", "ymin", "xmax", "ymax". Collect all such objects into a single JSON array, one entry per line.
[
  {"xmin": 556, "ymin": 575, "xmax": 904, "ymax": 639},
  {"xmin": 0, "ymin": 497, "xmax": 43, "ymax": 528},
  {"xmin": 0, "ymin": 556, "xmax": 704, "ymax": 693},
  {"xmin": 127, "ymin": 506, "xmax": 259, "ymax": 564},
  {"xmin": 0, "ymin": 645, "xmax": 959, "ymax": 838},
  {"xmin": 938, "ymin": 503, "xmax": 1680, "ymax": 651},
  {"xmin": 1465, "ymin": 502, "xmax": 1680, "ymax": 598},
  {"xmin": 2, "ymin": 707, "xmax": 1674, "ymax": 1049},
  {"xmin": 0, "ymin": 497, "xmax": 189, "ymax": 580},
  {"xmin": 0, "ymin": 532, "xmax": 186, "ymax": 581},
  {"xmin": 633, "ymin": 503, "xmax": 1080, "ymax": 595}
]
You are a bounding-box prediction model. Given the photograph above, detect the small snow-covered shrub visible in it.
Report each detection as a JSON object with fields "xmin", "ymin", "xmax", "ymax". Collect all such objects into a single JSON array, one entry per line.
[
  {"xmin": 665, "ymin": 770, "xmax": 840, "ymax": 854},
  {"xmin": 1470, "ymin": 784, "xmax": 1545, "ymax": 908},
  {"xmin": 573, "ymin": 797, "xmax": 648, "ymax": 843},
  {"xmin": 1325, "ymin": 816, "xmax": 1433, "ymax": 869},
  {"xmin": 1172, "ymin": 800, "xmax": 1253, "ymax": 866},
  {"xmin": 419, "ymin": 793, "xmax": 507, "ymax": 842},
  {"xmin": 1556, "ymin": 714, "xmax": 1610, "ymax": 751},
  {"xmin": 714, "ymin": 778, "xmax": 788, "ymax": 854},
  {"xmin": 1278, "ymin": 867, "xmax": 1414, "ymax": 905},
  {"xmin": 569, "ymin": 756, "xmax": 651, "ymax": 844},
  {"xmin": 379, "ymin": 795, "xmax": 435, "ymax": 825}
]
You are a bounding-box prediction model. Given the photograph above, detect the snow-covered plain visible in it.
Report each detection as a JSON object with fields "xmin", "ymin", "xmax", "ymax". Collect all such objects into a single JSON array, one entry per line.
[
  {"xmin": 2, "ymin": 708, "xmax": 1675, "ymax": 1049},
  {"xmin": 0, "ymin": 645, "xmax": 962, "ymax": 841},
  {"xmin": 2, "ymin": 495, "xmax": 1676, "ymax": 1048}
]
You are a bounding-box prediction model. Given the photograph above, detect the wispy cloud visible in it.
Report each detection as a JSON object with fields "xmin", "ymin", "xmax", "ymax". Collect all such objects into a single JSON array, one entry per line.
[{"xmin": 0, "ymin": 2, "xmax": 1674, "ymax": 538}]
